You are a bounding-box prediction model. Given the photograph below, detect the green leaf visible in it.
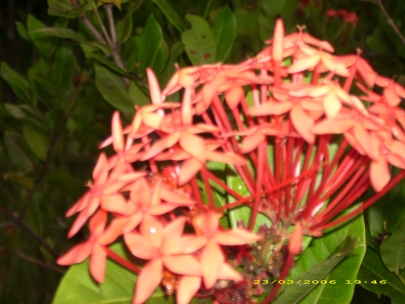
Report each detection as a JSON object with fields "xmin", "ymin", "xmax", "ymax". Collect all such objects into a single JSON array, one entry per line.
[
  {"xmin": 131, "ymin": 15, "xmax": 163, "ymax": 77},
  {"xmin": 159, "ymin": 42, "xmax": 184, "ymax": 89},
  {"xmin": 33, "ymin": 27, "xmax": 110, "ymax": 55},
  {"xmin": 128, "ymin": 81, "xmax": 150, "ymax": 107},
  {"xmin": 52, "ymin": 243, "xmax": 172, "ymax": 304},
  {"xmin": 3, "ymin": 132, "xmax": 33, "ymax": 172},
  {"xmin": 182, "ymin": 15, "xmax": 217, "ymax": 65},
  {"xmin": 273, "ymin": 212, "xmax": 365, "ymax": 304},
  {"xmin": 358, "ymin": 248, "xmax": 405, "ymax": 304},
  {"xmin": 22, "ymin": 125, "xmax": 49, "ymax": 161},
  {"xmin": 95, "ymin": 64, "xmax": 135, "ymax": 114},
  {"xmin": 116, "ymin": 0, "xmax": 144, "ymax": 44},
  {"xmin": 211, "ymin": 6, "xmax": 236, "ymax": 62},
  {"xmin": 151, "ymin": 0, "xmax": 185, "ymax": 33},
  {"xmin": 381, "ymin": 218, "xmax": 405, "ymax": 272},
  {"xmin": 226, "ymin": 173, "xmax": 271, "ymax": 230},
  {"xmin": 53, "ymin": 47, "xmax": 76, "ymax": 92},
  {"xmin": 15, "ymin": 21, "xmax": 30, "ymax": 41},
  {"xmin": 0, "ymin": 62, "xmax": 31, "ymax": 103},
  {"xmin": 47, "ymin": 0, "xmax": 97, "ymax": 18},
  {"xmin": 27, "ymin": 15, "xmax": 58, "ymax": 61},
  {"xmin": 89, "ymin": 52, "xmax": 134, "ymax": 79}
]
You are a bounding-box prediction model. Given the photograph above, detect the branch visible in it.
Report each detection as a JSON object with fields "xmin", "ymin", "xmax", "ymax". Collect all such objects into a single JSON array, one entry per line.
[
  {"xmin": 19, "ymin": 69, "xmax": 88, "ymax": 220},
  {"xmin": 104, "ymin": 4, "xmax": 117, "ymax": 44},
  {"xmin": 375, "ymin": 0, "xmax": 405, "ymax": 47},
  {"xmin": 0, "ymin": 203, "xmax": 58, "ymax": 258},
  {"xmin": 0, "ymin": 247, "xmax": 65, "ymax": 273}
]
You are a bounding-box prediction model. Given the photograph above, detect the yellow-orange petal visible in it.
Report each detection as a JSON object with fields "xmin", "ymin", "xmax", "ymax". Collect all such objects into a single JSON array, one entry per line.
[
  {"xmin": 240, "ymin": 130, "xmax": 265, "ymax": 154},
  {"xmin": 179, "ymin": 159, "xmax": 202, "ymax": 185},
  {"xmin": 141, "ymin": 132, "xmax": 181, "ymax": 161},
  {"xmin": 201, "ymin": 241, "xmax": 224, "ymax": 289},
  {"xmin": 163, "ymin": 255, "xmax": 202, "ymax": 276},
  {"xmin": 92, "ymin": 153, "xmax": 109, "ymax": 185},
  {"xmin": 370, "ymin": 158, "xmax": 390, "ymax": 192},
  {"xmin": 111, "ymin": 112, "xmax": 125, "ymax": 153},
  {"xmin": 288, "ymin": 222, "xmax": 303, "ymax": 254},
  {"xmin": 218, "ymin": 263, "xmax": 243, "ymax": 282},
  {"xmin": 290, "ymin": 105, "xmax": 315, "ymax": 143},
  {"xmin": 179, "ymin": 132, "xmax": 206, "ymax": 164},
  {"xmin": 146, "ymin": 68, "xmax": 162, "ymax": 106},
  {"xmin": 225, "ymin": 87, "xmax": 244, "ymax": 110},
  {"xmin": 133, "ymin": 259, "xmax": 163, "ymax": 304},
  {"xmin": 100, "ymin": 193, "xmax": 128, "ymax": 214},
  {"xmin": 288, "ymin": 55, "xmax": 321, "ymax": 74},
  {"xmin": 177, "ymin": 276, "xmax": 202, "ymax": 304},
  {"xmin": 90, "ymin": 244, "xmax": 107, "ymax": 283},
  {"xmin": 124, "ymin": 232, "xmax": 155, "ymax": 259},
  {"xmin": 213, "ymin": 229, "xmax": 262, "ymax": 245},
  {"xmin": 272, "ymin": 18, "xmax": 284, "ymax": 62},
  {"xmin": 57, "ymin": 242, "xmax": 92, "ymax": 265}
]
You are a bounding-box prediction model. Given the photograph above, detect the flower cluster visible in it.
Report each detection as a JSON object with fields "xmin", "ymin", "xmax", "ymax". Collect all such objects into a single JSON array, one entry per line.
[{"xmin": 59, "ymin": 19, "xmax": 405, "ymax": 303}]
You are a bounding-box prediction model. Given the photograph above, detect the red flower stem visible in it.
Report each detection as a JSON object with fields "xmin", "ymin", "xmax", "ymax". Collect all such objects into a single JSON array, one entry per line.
[
  {"xmin": 319, "ymin": 174, "xmax": 370, "ymax": 224},
  {"xmin": 319, "ymin": 156, "xmax": 368, "ymax": 202},
  {"xmin": 248, "ymin": 142, "xmax": 266, "ymax": 231},
  {"xmin": 311, "ymin": 63, "xmax": 321, "ymax": 85},
  {"xmin": 312, "ymin": 160, "xmax": 368, "ymax": 222},
  {"xmin": 273, "ymin": 61, "xmax": 282, "ymax": 87},
  {"xmin": 318, "ymin": 170, "xmax": 405, "ymax": 230},
  {"xmin": 141, "ymin": 135, "xmax": 158, "ymax": 173},
  {"xmin": 284, "ymin": 138, "xmax": 295, "ymax": 218},
  {"xmin": 190, "ymin": 176, "xmax": 204, "ymax": 208},
  {"xmin": 343, "ymin": 63, "xmax": 357, "ymax": 92},
  {"xmin": 205, "ymin": 170, "xmax": 245, "ymax": 201},
  {"xmin": 322, "ymin": 138, "xmax": 349, "ymax": 180},
  {"xmin": 104, "ymin": 247, "xmax": 140, "ymax": 274},
  {"xmin": 322, "ymin": 148, "xmax": 359, "ymax": 191},
  {"xmin": 201, "ymin": 166, "xmax": 215, "ymax": 210},
  {"xmin": 262, "ymin": 249, "xmax": 297, "ymax": 304},
  {"xmin": 314, "ymin": 181, "xmax": 371, "ymax": 231}
]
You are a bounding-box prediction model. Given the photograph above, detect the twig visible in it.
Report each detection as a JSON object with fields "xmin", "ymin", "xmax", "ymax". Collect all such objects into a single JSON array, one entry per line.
[
  {"xmin": 71, "ymin": 0, "xmax": 106, "ymax": 44},
  {"xmin": 0, "ymin": 247, "xmax": 65, "ymax": 273},
  {"xmin": 0, "ymin": 204, "xmax": 58, "ymax": 258},
  {"xmin": 104, "ymin": 4, "xmax": 117, "ymax": 44},
  {"xmin": 19, "ymin": 69, "xmax": 88, "ymax": 220},
  {"xmin": 92, "ymin": 1, "xmax": 113, "ymax": 47},
  {"xmin": 375, "ymin": 0, "xmax": 405, "ymax": 46}
]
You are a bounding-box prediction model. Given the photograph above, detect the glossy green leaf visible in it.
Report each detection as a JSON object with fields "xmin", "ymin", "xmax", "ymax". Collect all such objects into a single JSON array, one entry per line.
[
  {"xmin": 95, "ymin": 64, "xmax": 135, "ymax": 114},
  {"xmin": 53, "ymin": 47, "xmax": 76, "ymax": 92},
  {"xmin": 358, "ymin": 248, "xmax": 405, "ymax": 304},
  {"xmin": 22, "ymin": 125, "xmax": 49, "ymax": 161},
  {"xmin": 89, "ymin": 52, "xmax": 134, "ymax": 79},
  {"xmin": 1, "ymin": 62, "xmax": 31, "ymax": 103},
  {"xmin": 381, "ymin": 218, "xmax": 405, "ymax": 272},
  {"xmin": 151, "ymin": 0, "xmax": 185, "ymax": 33},
  {"xmin": 15, "ymin": 21, "xmax": 30, "ymax": 41},
  {"xmin": 116, "ymin": 0, "xmax": 144, "ymax": 44},
  {"xmin": 53, "ymin": 243, "xmax": 171, "ymax": 304},
  {"xmin": 33, "ymin": 27, "xmax": 110, "ymax": 54},
  {"xmin": 226, "ymin": 173, "xmax": 271, "ymax": 230},
  {"xmin": 182, "ymin": 15, "xmax": 217, "ymax": 65},
  {"xmin": 131, "ymin": 15, "xmax": 163, "ymax": 77},
  {"xmin": 128, "ymin": 81, "xmax": 150, "ymax": 107},
  {"xmin": 273, "ymin": 212, "xmax": 365, "ymax": 304},
  {"xmin": 211, "ymin": 6, "xmax": 236, "ymax": 62},
  {"xmin": 27, "ymin": 15, "xmax": 58, "ymax": 61},
  {"xmin": 3, "ymin": 132, "xmax": 33, "ymax": 172},
  {"xmin": 47, "ymin": 0, "xmax": 85, "ymax": 18}
]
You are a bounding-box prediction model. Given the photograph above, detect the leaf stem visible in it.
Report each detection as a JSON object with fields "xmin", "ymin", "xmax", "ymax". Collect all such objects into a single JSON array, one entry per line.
[
  {"xmin": 395, "ymin": 270, "xmax": 405, "ymax": 287},
  {"xmin": 375, "ymin": 0, "xmax": 405, "ymax": 47}
]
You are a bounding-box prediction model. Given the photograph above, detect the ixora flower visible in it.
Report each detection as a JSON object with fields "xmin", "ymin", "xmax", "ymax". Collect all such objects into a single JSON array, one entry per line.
[{"xmin": 59, "ymin": 19, "xmax": 405, "ymax": 304}]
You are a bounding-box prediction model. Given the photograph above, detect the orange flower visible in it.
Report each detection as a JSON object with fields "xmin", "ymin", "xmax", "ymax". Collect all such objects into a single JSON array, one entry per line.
[
  {"xmin": 124, "ymin": 215, "xmax": 205, "ymax": 304},
  {"xmin": 57, "ymin": 210, "xmax": 116, "ymax": 283}
]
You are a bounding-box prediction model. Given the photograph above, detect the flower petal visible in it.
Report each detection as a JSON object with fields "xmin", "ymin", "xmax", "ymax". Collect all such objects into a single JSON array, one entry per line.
[
  {"xmin": 140, "ymin": 215, "xmax": 163, "ymax": 248},
  {"xmin": 57, "ymin": 242, "xmax": 92, "ymax": 265},
  {"xmin": 213, "ymin": 229, "xmax": 262, "ymax": 245},
  {"xmin": 179, "ymin": 132, "xmax": 206, "ymax": 164},
  {"xmin": 290, "ymin": 105, "xmax": 315, "ymax": 143},
  {"xmin": 177, "ymin": 276, "xmax": 202, "ymax": 304},
  {"xmin": 90, "ymin": 244, "xmax": 107, "ymax": 283},
  {"xmin": 112, "ymin": 111, "xmax": 124, "ymax": 152},
  {"xmin": 100, "ymin": 194, "xmax": 128, "ymax": 214},
  {"xmin": 370, "ymin": 158, "xmax": 390, "ymax": 192},
  {"xmin": 163, "ymin": 255, "xmax": 202, "ymax": 275},
  {"xmin": 124, "ymin": 231, "xmax": 155, "ymax": 260},
  {"xmin": 134, "ymin": 259, "xmax": 163, "ymax": 304},
  {"xmin": 201, "ymin": 241, "xmax": 224, "ymax": 289},
  {"xmin": 179, "ymin": 159, "xmax": 202, "ymax": 185}
]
